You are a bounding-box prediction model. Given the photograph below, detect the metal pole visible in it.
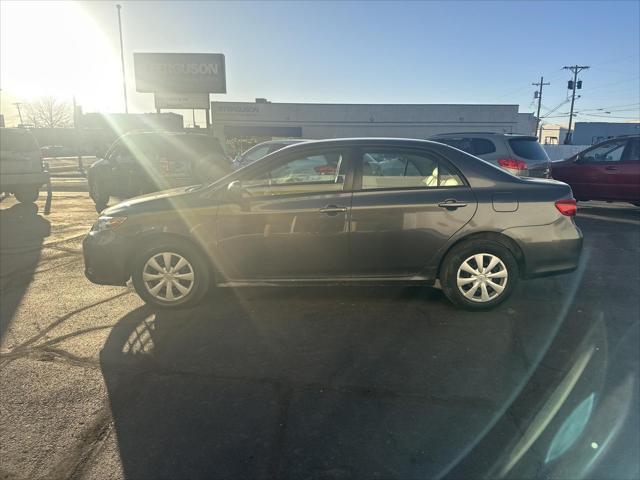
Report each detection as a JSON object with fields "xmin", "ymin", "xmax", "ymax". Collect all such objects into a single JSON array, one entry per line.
[
  {"xmin": 116, "ymin": 5, "xmax": 128, "ymax": 114},
  {"xmin": 532, "ymin": 76, "xmax": 549, "ymax": 140},
  {"xmin": 563, "ymin": 65, "xmax": 589, "ymax": 144},
  {"xmin": 192, "ymin": 109, "xmax": 196, "ymax": 128},
  {"xmin": 566, "ymin": 69, "xmax": 578, "ymax": 144},
  {"xmin": 14, "ymin": 102, "xmax": 24, "ymax": 125}
]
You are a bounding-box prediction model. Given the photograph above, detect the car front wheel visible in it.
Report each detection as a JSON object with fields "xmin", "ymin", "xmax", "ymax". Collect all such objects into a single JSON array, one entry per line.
[
  {"xmin": 131, "ymin": 241, "xmax": 210, "ymax": 309},
  {"xmin": 440, "ymin": 239, "xmax": 518, "ymax": 310}
]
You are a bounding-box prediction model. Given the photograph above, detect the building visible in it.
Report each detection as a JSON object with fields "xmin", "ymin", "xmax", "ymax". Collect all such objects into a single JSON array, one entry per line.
[
  {"xmin": 539, "ymin": 124, "xmax": 569, "ymax": 145},
  {"xmin": 211, "ymin": 101, "xmax": 537, "ymax": 147},
  {"xmin": 573, "ymin": 122, "xmax": 640, "ymax": 145}
]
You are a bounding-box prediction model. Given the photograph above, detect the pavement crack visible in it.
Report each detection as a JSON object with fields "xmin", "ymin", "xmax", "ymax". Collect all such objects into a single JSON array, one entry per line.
[
  {"xmin": 4, "ymin": 290, "xmax": 131, "ymax": 354},
  {"xmin": 43, "ymin": 405, "xmax": 113, "ymax": 480}
]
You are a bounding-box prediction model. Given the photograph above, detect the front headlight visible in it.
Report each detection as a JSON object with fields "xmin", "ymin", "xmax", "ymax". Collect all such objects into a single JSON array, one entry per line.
[{"xmin": 91, "ymin": 215, "xmax": 127, "ymax": 232}]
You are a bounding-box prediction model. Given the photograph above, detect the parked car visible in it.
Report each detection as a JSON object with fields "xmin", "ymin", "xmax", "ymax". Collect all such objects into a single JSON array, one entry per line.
[
  {"xmin": 84, "ymin": 138, "xmax": 582, "ymax": 311},
  {"xmin": 87, "ymin": 131, "xmax": 232, "ymax": 212},
  {"xmin": 0, "ymin": 128, "xmax": 49, "ymax": 203},
  {"xmin": 430, "ymin": 132, "xmax": 551, "ymax": 178},
  {"xmin": 233, "ymin": 139, "xmax": 306, "ymax": 168},
  {"xmin": 551, "ymin": 135, "xmax": 640, "ymax": 206}
]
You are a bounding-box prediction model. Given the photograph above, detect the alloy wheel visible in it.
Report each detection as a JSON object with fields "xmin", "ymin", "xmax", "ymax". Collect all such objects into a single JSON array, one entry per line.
[
  {"xmin": 142, "ymin": 252, "xmax": 195, "ymax": 302},
  {"xmin": 456, "ymin": 253, "xmax": 508, "ymax": 303}
]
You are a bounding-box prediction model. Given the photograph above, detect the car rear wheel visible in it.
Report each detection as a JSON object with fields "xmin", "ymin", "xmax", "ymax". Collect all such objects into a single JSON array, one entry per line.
[
  {"xmin": 440, "ymin": 239, "xmax": 518, "ymax": 310},
  {"xmin": 131, "ymin": 241, "xmax": 210, "ymax": 309},
  {"xmin": 89, "ymin": 178, "xmax": 110, "ymax": 212},
  {"xmin": 14, "ymin": 186, "xmax": 39, "ymax": 203}
]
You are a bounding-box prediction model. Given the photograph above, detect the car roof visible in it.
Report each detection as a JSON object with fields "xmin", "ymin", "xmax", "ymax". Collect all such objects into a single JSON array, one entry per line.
[
  {"xmin": 275, "ymin": 137, "xmax": 454, "ymax": 149},
  {"xmin": 431, "ymin": 132, "xmax": 535, "ymax": 138}
]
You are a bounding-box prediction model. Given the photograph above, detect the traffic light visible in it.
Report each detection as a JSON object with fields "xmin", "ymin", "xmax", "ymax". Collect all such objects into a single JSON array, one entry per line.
[
  {"xmin": 568, "ymin": 80, "xmax": 574, "ymax": 89},
  {"xmin": 577, "ymin": 80, "xmax": 582, "ymax": 89}
]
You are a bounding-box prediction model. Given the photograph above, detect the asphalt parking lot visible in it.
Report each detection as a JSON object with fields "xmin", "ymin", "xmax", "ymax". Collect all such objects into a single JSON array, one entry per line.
[{"xmin": 0, "ymin": 192, "xmax": 638, "ymax": 479}]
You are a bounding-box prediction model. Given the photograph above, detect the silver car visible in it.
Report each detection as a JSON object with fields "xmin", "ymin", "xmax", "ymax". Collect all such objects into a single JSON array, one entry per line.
[{"xmin": 430, "ymin": 132, "xmax": 551, "ymax": 178}]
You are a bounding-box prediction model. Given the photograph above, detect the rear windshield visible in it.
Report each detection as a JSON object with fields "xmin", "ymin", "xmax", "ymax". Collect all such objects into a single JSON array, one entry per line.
[
  {"xmin": 0, "ymin": 130, "xmax": 39, "ymax": 152},
  {"xmin": 508, "ymin": 138, "xmax": 549, "ymax": 161},
  {"xmin": 436, "ymin": 138, "xmax": 496, "ymax": 156}
]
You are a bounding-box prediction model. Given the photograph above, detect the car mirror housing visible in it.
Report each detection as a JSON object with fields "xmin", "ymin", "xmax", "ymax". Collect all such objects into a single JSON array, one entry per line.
[{"xmin": 226, "ymin": 180, "xmax": 244, "ymax": 199}]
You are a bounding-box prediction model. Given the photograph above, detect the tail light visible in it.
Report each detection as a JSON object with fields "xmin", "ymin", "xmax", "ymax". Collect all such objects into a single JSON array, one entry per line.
[
  {"xmin": 555, "ymin": 198, "xmax": 577, "ymax": 216},
  {"xmin": 498, "ymin": 157, "xmax": 527, "ymax": 170}
]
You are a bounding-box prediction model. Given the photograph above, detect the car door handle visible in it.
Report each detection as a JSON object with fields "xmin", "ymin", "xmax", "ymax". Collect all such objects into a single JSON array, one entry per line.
[
  {"xmin": 604, "ymin": 165, "xmax": 618, "ymax": 171},
  {"xmin": 438, "ymin": 199, "xmax": 467, "ymax": 209},
  {"xmin": 319, "ymin": 205, "xmax": 348, "ymax": 215}
]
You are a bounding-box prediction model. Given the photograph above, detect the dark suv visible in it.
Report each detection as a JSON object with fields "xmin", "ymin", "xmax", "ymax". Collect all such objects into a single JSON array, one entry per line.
[{"xmin": 87, "ymin": 131, "xmax": 232, "ymax": 211}]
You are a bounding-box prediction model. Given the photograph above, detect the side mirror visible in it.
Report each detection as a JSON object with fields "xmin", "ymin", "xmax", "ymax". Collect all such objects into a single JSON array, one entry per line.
[
  {"xmin": 226, "ymin": 180, "xmax": 244, "ymax": 199},
  {"xmin": 574, "ymin": 155, "xmax": 584, "ymax": 164},
  {"xmin": 226, "ymin": 180, "xmax": 250, "ymax": 210}
]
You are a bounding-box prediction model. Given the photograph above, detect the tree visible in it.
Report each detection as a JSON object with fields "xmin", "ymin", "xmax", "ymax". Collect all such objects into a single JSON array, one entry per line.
[{"xmin": 25, "ymin": 96, "xmax": 73, "ymax": 128}]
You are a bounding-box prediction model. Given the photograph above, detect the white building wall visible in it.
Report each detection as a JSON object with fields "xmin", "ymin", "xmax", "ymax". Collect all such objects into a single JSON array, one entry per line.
[{"xmin": 211, "ymin": 101, "xmax": 534, "ymax": 142}]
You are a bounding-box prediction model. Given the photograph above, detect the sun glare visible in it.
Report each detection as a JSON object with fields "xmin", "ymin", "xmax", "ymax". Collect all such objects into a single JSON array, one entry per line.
[{"xmin": 0, "ymin": 1, "xmax": 122, "ymax": 111}]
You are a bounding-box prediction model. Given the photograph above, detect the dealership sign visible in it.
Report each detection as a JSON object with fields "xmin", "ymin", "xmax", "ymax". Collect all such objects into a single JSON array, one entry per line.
[
  {"xmin": 154, "ymin": 92, "xmax": 210, "ymax": 110},
  {"xmin": 134, "ymin": 53, "xmax": 226, "ymax": 93}
]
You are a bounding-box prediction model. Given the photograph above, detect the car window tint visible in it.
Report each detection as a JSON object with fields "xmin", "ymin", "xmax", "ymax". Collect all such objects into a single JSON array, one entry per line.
[
  {"xmin": 243, "ymin": 151, "xmax": 346, "ymax": 196},
  {"xmin": 623, "ymin": 138, "xmax": 639, "ymax": 161},
  {"xmin": 472, "ymin": 139, "xmax": 496, "ymax": 155},
  {"xmin": 436, "ymin": 138, "xmax": 473, "ymax": 154},
  {"xmin": 244, "ymin": 145, "xmax": 271, "ymax": 162},
  {"xmin": 582, "ymin": 140, "xmax": 627, "ymax": 163},
  {"xmin": 508, "ymin": 138, "xmax": 549, "ymax": 160},
  {"xmin": 361, "ymin": 151, "xmax": 463, "ymax": 189}
]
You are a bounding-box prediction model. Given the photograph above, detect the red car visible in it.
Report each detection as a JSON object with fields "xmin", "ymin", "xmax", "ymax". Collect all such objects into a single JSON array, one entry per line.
[{"xmin": 552, "ymin": 135, "xmax": 640, "ymax": 206}]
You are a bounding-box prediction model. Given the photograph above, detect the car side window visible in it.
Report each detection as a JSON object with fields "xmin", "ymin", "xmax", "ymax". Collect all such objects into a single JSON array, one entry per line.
[
  {"xmin": 242, "ymin": 151, "xmax": 347, "ymax": 196},
  {"xmin": 361, "ymin": 151, "xmax": 464, "ymax": 190},
  {"xmin": 244, "ymin": 145, "xmax": 271, "ymax": 163},
  {"xmin": 623, "ymin": 138, "xmax": 639, "ymax": 161},
  {"xmin": 581, "ymin": 140, "xmax": 627, "ymax": 163}
]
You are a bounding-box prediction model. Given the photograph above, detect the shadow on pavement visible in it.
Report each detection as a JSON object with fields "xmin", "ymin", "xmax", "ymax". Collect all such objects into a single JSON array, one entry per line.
[
  {"xmin": 101, "ymin": 283, "xmax": 569, "ymax": 479},
  {"xmin": 0, "ymin": 202, "xmax": 51, "ymax": 338}
]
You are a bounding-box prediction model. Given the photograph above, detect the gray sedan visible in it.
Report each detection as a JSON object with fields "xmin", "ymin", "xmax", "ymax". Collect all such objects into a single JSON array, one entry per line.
[{"xmin": 83, "ymin": 138, "xmax": 583, "ymax": 311}]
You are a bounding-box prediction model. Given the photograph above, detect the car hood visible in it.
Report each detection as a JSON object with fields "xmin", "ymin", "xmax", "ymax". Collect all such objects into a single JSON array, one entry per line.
[{"xmin": 103, "ymin": 185, "xmax": 203, "ymax": 216}]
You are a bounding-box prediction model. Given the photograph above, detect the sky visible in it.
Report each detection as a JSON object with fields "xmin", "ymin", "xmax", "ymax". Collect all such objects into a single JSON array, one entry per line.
[{"xmin": 1, "ymin": 0, "xmax": 639, "ymax": 128}]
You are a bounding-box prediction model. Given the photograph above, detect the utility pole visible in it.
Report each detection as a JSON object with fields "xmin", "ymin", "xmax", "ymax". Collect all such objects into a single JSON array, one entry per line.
[
  {"xmin": 562, "ymin": 65, "xmax": 589, "ymax": 144},
  {"xmin": 13, "ymin": 102, "xmax": 24, "ymax": 125},
  {"xmin": 116, "ymin": 4, "xmax": 128, "ymax": 114},
  {"xmin": 532, "ymin": 76, "xmax": 550, "ymax": 141}
]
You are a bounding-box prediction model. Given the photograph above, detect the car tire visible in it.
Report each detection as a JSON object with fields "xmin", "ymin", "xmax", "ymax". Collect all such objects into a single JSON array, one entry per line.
[
  {"xmin": 89, "ymin": 177, "xmax": 109, "ymax": 212},
  {"xmin": 440, "ymin": 239, "xmax": 519, "ymax": 311},
  {"xmin": 131, "ymin": 240, "xmax": 210, "ymax": 309},
  {"xmin": 14, "ymin": 186, "xmax": 39, "ymax": 203}
]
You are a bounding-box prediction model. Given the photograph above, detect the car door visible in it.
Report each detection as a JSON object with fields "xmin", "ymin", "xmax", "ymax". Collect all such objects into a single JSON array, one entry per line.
[
  {"xmin": 575, "ymin": 139, "xmax": 628, "ymax": 200},
  {"xmin": 215, "ymin": 146, "xmax": 353, "ymax": 280},
  {"xmin": 617, "ymin": 137, "xmax": 640, "ymax": 202},
  {"xmin": 349, "ymin": 146, "xmax": 477, "ymax": 277}
]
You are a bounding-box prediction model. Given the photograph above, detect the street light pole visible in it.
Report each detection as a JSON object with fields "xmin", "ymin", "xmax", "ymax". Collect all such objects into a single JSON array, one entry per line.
[{"xmin": 116, "ymin": 4, "xmax": 129, "ymax": 114}]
